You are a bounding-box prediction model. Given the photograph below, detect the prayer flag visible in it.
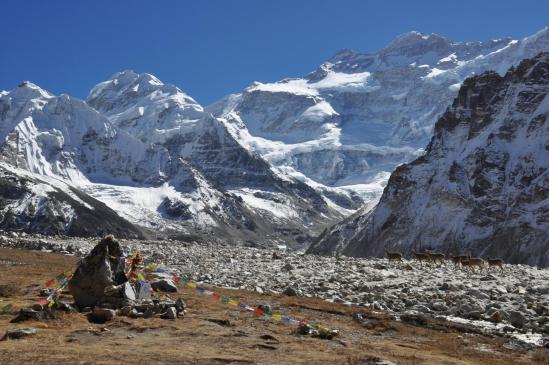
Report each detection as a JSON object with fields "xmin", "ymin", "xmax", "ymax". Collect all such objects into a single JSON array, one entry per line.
[{"xmin": 45, "ymin": 279, "xmax": 55, "ymax": 287}]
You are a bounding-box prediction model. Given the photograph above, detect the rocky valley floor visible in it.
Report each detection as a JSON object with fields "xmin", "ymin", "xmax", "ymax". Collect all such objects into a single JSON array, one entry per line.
[{"xmin": 0, "ymin": 235, "xmax": 548, "ymax": 364}]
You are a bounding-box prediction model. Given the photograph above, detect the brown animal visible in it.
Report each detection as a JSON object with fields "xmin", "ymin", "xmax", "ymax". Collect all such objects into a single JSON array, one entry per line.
[
  {"xmin": 486, "ymin": 258, "xmax": 504, "ymax": 271},
  {"xmin": 460, "ymin": 256, "xmax": 485, "ymax": 272},
  {"xmin": 385, "ymin": 250, "xmax": 403, "ymax": 262},
  {"xmin": 412, "ymin": 250, "xmax": 431, "ymax": 265},
  {"xmin": 426, "ymin": 251, "xmax": 445, "ymax": 265},
  {"xmin": 449, "ymin": 255, "xmax": 469, "ymax": 267}
]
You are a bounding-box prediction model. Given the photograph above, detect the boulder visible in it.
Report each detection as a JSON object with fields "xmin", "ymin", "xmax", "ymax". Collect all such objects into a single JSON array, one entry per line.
[{"xmin": 68, "ymin": 235, "xmax": 129, "ymax": 307}]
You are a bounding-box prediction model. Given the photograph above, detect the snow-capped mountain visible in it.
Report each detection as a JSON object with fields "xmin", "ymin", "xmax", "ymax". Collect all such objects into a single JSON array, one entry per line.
[
  {"xmin": 0, "ymin": 75, "xmax": 340, "ymax": 245},
  {"xmin": 210, "ymin": 28, "xmax": 549, "ymax": 204},
  {"xmin": 1, "ymin": 29, "xmax": 548, "ymax": 249},
  {"xmin": 308, "ymin": 53, "xmax": 549, "ymax": 267}
]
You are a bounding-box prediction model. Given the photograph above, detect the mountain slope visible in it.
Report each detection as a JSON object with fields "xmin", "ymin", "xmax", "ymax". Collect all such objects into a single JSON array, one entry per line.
[
  {"xmin": 0, "ymin": 163, "xmax": 146, "ymax": 238},
  {"xmin": 0, "ymin": 76, "xmax": 341, "ymax": 246},
  {"xmin": 308, "ymin": 53, "xmax": 549, "ymax": 267},
  {"xmin": 210, "ymin": 28, "xmax": 549, "ymax": 205}
]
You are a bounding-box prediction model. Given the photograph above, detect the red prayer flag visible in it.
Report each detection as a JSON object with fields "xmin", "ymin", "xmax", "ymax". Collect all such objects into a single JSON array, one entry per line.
[
  {"xmin": 254, "ymin": 307, "xmax": 264, "ymax": 316},
  {"xmin": 45, "ymin": 279, "xmax": 55, "ymax": 287}
]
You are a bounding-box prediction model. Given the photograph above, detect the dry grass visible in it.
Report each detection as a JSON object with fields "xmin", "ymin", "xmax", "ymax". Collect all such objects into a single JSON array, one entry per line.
[{"xmin": 0, "ymin": 247, "xmax": 545, "ymax": 365}]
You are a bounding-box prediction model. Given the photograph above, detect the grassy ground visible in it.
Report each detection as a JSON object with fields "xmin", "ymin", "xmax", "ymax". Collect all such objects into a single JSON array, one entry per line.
[{"xmin": 0, "ymin": 247, "xmax": 547, "ymax": 365}]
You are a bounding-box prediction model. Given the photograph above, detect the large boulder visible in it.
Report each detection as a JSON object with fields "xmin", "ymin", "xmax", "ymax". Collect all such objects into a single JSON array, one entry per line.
[{"xmin": 68, "ymin": 235, "xmax": 133, "ymax": 307}]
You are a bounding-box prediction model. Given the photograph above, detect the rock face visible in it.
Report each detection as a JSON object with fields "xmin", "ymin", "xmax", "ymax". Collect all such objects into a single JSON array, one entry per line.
[
  {"xmin": 308, "ymin": 53, "xmax": 549, "ymax": 267},
  {"xmin": 211, "ymin": 28, "xmax": 549, "ymax": 200},
  {"xmin": 68, "ymin": 236, "xmax": 133, "ymax": 307}
]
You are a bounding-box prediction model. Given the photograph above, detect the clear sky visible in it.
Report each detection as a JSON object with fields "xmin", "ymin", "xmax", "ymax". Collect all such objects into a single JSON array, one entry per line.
[{"xmin": 1, "ymin": 0, "xmax": 548, "ymax": 105}]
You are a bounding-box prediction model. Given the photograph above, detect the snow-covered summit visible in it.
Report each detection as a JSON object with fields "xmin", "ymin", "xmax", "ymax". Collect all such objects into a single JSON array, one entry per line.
[
  {"xmin": 211, "ymin": 28, "xmax": 549, "ymax": 199},
  {"xmin": 88, "ymin": 70, "xmax": 204, "ymax": 143}
]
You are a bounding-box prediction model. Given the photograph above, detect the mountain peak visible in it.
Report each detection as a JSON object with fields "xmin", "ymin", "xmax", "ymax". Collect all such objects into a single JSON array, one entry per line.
[
  {"xmin": 9, "ymin": 81, "xmax": 53, "ymax": 100},
  {"xmin": 384, "ymin": 31, "xmax": 450, "ymax": 52},
  {"xmin": 87, "ymin": 70, "xmax": 188, "ymax": 106}
]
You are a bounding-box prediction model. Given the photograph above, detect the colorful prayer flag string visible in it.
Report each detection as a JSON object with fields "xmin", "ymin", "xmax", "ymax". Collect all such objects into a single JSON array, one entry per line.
[{"xmin": 171, "ymin": 273, "xmax": 335, "ymax": 332}]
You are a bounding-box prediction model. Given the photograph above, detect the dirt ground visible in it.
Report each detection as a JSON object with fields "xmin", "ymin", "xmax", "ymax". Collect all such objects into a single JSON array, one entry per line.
[{"xmin": 0, "ymin": 247, "xmax": 547, "ymax": 365}]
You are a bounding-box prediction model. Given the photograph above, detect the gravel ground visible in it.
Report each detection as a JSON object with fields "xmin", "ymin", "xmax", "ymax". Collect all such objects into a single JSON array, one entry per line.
[{"xmin": 2, "ymin": 232, "xmax": 548, "ymax": 347}]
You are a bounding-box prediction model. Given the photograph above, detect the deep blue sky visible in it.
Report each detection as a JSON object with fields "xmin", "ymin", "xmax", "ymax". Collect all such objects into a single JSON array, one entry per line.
[{"xmin": 2, "ymin": 1, "xmax": 548, "ymax": 105}]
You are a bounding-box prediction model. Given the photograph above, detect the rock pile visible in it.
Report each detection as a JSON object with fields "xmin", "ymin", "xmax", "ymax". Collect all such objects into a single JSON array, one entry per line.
[
  {"xmin": 8, "ymin": 235, "xmax": 186, "ymax": 326},
  {"xmin": 68, "ymin": 235, "xmax": 135, "ymax": 308}
]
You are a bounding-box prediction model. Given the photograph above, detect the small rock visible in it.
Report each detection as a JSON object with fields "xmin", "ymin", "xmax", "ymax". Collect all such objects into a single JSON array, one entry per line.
[
  {"xmin": 11, "ymin": 308, "xmax": 54, "ymax": 323},
  {"xmin": 162, "ymin": 307, "xmax": 177, "ymax": 320},
  {"xmin": 283, "ymin": 287, "xmax": 298, "ymax": 297},
  {"xmin": 486, "ymin": 310, "xmax": 501, "ymax": 323},
  {"xmin": 282, "ymin": 263, "xmax": 294, "ymax": 271},
  {"xmin": 413, "ymin": 305, "xmax": 431, "ymax": 314},
  {"xmin": 466, "ymin": 311, "xmax": 482, "ymax": 320},
  {"xmin": 1, "ymin": 327, "xmax": 37, "ymax": 340},
  {"xmin": 175, "ymin": 298, "xmax": 186, "ymax": 315},
  {"xmin": 91, "ymin": 308, "xmax": 116, "ymax": 323},
  {"xmin": 509, "ymin": 310, "xmax": 526, "ymax": 328},
  {"xmin": 439, "ymin": 282, "xmax": 458, "ymax": 291},
  {"xmin": 480, "ymin": 274, "xmax": 497, "ymax": 281},
  {"xmin": 120, "ymin": 306, "xmax": 132, "ymax": 316},
  {"xmin": 150, "ymin": 279, "xmax": 178, "ymax": 293}
]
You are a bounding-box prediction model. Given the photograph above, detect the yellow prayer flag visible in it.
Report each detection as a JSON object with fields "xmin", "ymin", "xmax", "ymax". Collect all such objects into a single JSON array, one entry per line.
[
  {"xmin": 228, "ymin": 299, "xmax": 238, "ymax": 306},
  {"xmin": 187, "ymin": 282, "xmax": 197, "ymax": 289},
  {"xmin": 272, "ymin": 314, "xmax": 281, "ymax": 320}
]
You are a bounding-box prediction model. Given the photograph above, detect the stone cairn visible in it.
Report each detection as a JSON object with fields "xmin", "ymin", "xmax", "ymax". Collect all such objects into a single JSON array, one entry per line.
[{"xmin": 12, "ymin": 235, "xmax": 185, "ymax": 324}]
